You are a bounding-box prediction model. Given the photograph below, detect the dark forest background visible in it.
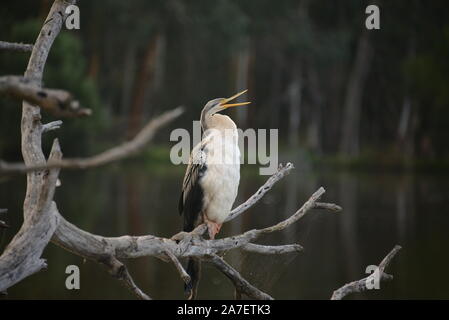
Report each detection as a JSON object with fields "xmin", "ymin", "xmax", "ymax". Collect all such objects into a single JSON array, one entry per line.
[{"xmin": 1, "ymin": 0, "xmax": 448, "ymax": 169}]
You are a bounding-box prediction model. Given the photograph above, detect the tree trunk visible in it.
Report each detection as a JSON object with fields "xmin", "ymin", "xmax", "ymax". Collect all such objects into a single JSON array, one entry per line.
[
  {"xmin": 397, "ymin": 39, "xmax": 416, "ymax": 160},
  {"xmin": 127, "ymin": 32, "xmax": 165, "ymax": 138},
  {"xmin": 269, "ymin": 52, "xmax": 283, "ymax": 129},
  {"xmin": 287, "ymin": 69, "xmax": 302, "ymax": 148},
  {"xmin": 339, "ymin": 31, "xmax": 373, "ymax": 156},
  {"xmin": 306, "ymin": 65, "xmax": 323, "ymax": 153},
  {"xmin": 142, "ymin": 33, "xmax": 166, "ymax": 119},
  {"xmin": 120, "ymin": 41, "xmax": 137, "ymax": 119}
]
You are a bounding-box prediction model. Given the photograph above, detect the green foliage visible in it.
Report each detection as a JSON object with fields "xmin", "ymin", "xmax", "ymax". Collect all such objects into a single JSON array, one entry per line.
[{"xmin": 0, "ymin": 19, "xmax": 106, "ymax": 159}]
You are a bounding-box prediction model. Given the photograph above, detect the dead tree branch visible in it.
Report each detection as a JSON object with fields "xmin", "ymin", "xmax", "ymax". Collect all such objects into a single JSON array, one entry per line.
[
  {"xmin": 314, "ymin": 202, "xmax": 342, "ymax": 212},
  {"xmin": 331, "ymin": 245, "xmax": 402, "ymax": 300},
  {"xmin": 0, "ymin": 106, "xmax": 184, "ymax": 173},
  {"xmin": 205, "ymin": 254, "xmax": 274, "ymax": 300},
  {"xmin": 49, "ymin": 180, "xmax": 335, "ymax": 299},
  {"xmin": 225, "ymin": 162, "xmax": 295, "ymax": 222},
  {"xmin": 164, "ymin": 249, "xmax": 191, "ymax": 285},
  {"xmin": 241, "ymin": 243, "xmax": 303, "ymax": 255},
  {"xmin": 0, "ymin": 41, "xmax": 33, "ymax": 52},
  {"xmin": 20, "ymin": 0, "xmax": 77, "ymax": 223},
  {"xmin": 42, "ymin": 120, "xmax": 63, "ymax": 133},
  {"xmin": 103, "ymin": 256, "xmax": 152, "ymax": 300},
  {"xmin": 0, "ymin": 76, "xmax": 91, "ymax": 117},
  {"xmin": 0, "ymin": 140, "xmax": 62, "ymax": 291}
]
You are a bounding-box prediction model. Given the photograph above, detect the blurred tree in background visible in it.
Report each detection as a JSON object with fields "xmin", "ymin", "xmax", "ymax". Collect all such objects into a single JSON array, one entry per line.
[
  {"xmin": 1, "ymin": 0, "xmax": 448, "ymax": 168},
  {"xmin": 0, "ymin": 2, "xmax": 104, "ymax": 159}
]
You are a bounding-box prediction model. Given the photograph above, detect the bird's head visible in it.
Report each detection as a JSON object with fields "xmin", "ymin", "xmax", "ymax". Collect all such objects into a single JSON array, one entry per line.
[{"xmin": 202, "ymin": 89, "xmax": 251, "ymax": 117}]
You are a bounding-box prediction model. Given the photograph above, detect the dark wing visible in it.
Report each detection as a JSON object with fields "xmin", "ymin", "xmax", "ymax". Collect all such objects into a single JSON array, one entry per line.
[{"xmin": 178, "ymin": 144, "xmax": 207, "ymax": 232}]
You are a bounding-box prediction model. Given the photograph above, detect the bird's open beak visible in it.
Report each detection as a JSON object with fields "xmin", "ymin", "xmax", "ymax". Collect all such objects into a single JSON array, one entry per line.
[{"xmin": 220, "ymin": 89, "xmax": 251, "ymax": 108}]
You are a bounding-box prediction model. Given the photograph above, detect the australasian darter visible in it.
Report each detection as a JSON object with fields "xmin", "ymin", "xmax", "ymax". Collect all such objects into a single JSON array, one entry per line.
[{"xmin": 178, "ymin": 90, "xmax": 250, "ymax": 299}]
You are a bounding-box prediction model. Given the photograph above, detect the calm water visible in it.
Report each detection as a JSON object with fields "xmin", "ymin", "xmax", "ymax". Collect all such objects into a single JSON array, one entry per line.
[{"xmin": 1, "ymin": 154, "xmax": 448, "ymax": 299}]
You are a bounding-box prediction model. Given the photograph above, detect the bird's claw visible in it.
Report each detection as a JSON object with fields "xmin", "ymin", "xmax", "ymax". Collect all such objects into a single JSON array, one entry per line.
[{"xmin": 171, "ymin": 231, "xmax": 190, "ymax": 242}]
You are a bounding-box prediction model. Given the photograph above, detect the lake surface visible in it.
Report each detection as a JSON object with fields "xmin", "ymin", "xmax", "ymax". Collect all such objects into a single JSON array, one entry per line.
[{"xmin": 1, "ymin": 153, "xmax": 448, "ymax": 299}]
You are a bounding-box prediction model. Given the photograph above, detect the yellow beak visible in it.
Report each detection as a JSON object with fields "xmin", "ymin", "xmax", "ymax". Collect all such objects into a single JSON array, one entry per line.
[{"xmin": 220, "ymin": 89, "xmax": 251, "ymax": 108}]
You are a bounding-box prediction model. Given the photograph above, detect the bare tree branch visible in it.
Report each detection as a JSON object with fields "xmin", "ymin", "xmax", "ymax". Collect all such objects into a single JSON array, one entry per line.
[
  {"xmin": 0, "ymin": 140, "xmax": 62, "ymax": 291},
  {"xmin": 226, "ymin": 162, "xmax": 295, "ymax": 222},
  {"xmin": 314, "ymin": 202, "xmax": 342, "ymax": 212},
  {"xmin": 42, "ymin": 120, "xmax": 63, "ymax": 133},
  {"xmin": 205, "ymin": 254, "xmax": 273, "ymax": 300},
  {"xmin": 21, "ymin": 0, "xmax": 77, "ymax": 218},
  {"xmin": 0, "ymin": 76, "xmax": 91, "ymax": 117},
  {"xmin": 50, "ymin": 183, "xmax": 326, "ymax": 261},
  {"xmin": 103, "ymin": 256, "xmax": 151, "ymax": 300},
  {"xmin": 241, "ymin": 243, "xmax": 303, "ymax": 255},
  {"xmin": 0, "ymin": 106, "xmax": 184, "ymax": 173},
  {"xmin": 331, "ymin": 245, "xmax": 402, "ymax": 300},
  {"xmin": 0, "ymin": 41, "xmax": 33, "ymax": 52},
  {"xmin": 48, "ymin": 182, "xmax": 335, "ymax": 299},
  {"xmin": 164, "ymin": 249, "xmax": 191, "ymax": 284}
]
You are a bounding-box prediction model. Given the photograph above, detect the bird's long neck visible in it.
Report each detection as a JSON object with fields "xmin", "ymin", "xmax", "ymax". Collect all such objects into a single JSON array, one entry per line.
[
  {"xmin": 200, "ymin": 109, "xmax": 212, "ymax": 132},
  {"xmin": 201, "ymin": 113, "xmax": 237, "ymax": 136}
]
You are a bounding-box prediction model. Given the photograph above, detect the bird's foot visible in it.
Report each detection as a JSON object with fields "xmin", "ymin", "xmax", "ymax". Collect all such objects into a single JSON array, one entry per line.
[
  {"xmin": 206, "ymin": 221, "xmax": 222, "ymax": 239},
  {"xmin": 171, "ymin": 231, "xmax": 190, "ymax": 242}
]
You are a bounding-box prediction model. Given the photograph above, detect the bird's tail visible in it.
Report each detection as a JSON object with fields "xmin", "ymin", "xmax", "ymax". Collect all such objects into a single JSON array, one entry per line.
[{"xmin": 184, "ymin": 258, "xmax": 201, "ymax": 299}]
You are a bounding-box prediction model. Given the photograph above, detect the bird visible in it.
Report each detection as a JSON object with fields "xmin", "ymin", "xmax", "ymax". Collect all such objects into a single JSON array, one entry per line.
[{"xmin": 178, "ymin": 89, "xmax": 250, "ymax": 299}]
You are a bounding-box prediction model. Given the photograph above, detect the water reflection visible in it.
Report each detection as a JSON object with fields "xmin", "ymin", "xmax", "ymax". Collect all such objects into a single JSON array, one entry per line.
[{"xmin": 1, "ymin": 158, "xmax": 448, "ymax": 299}]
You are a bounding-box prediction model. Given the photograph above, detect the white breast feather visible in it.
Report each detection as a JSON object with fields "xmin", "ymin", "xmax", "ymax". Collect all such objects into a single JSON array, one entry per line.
[{"xmin": 200, "ymin": 129, "xmax": 240, "ymax": 224}]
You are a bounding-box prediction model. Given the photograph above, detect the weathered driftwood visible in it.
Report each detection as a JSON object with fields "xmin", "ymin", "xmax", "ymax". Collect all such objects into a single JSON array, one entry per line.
[
  {"xmin": 331, "ymin": 245, "xmax": 402, "ymax": 300},
  {"xmin": 0, "ymin": 76, "xmax": 91, "ymax": 117},
  {"xmin": 0, "ymin": 41, "xmax": 33, "ymax": 52}
]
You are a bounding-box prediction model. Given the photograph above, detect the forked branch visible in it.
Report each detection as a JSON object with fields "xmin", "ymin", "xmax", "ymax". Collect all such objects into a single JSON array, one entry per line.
[
  {"xmin": 331, "ymin": 245, "xmax": 402, "ymax": 300},
  {"xmin": 49, "ymin": 169, "xmax": 338, "ymax": 299}
]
